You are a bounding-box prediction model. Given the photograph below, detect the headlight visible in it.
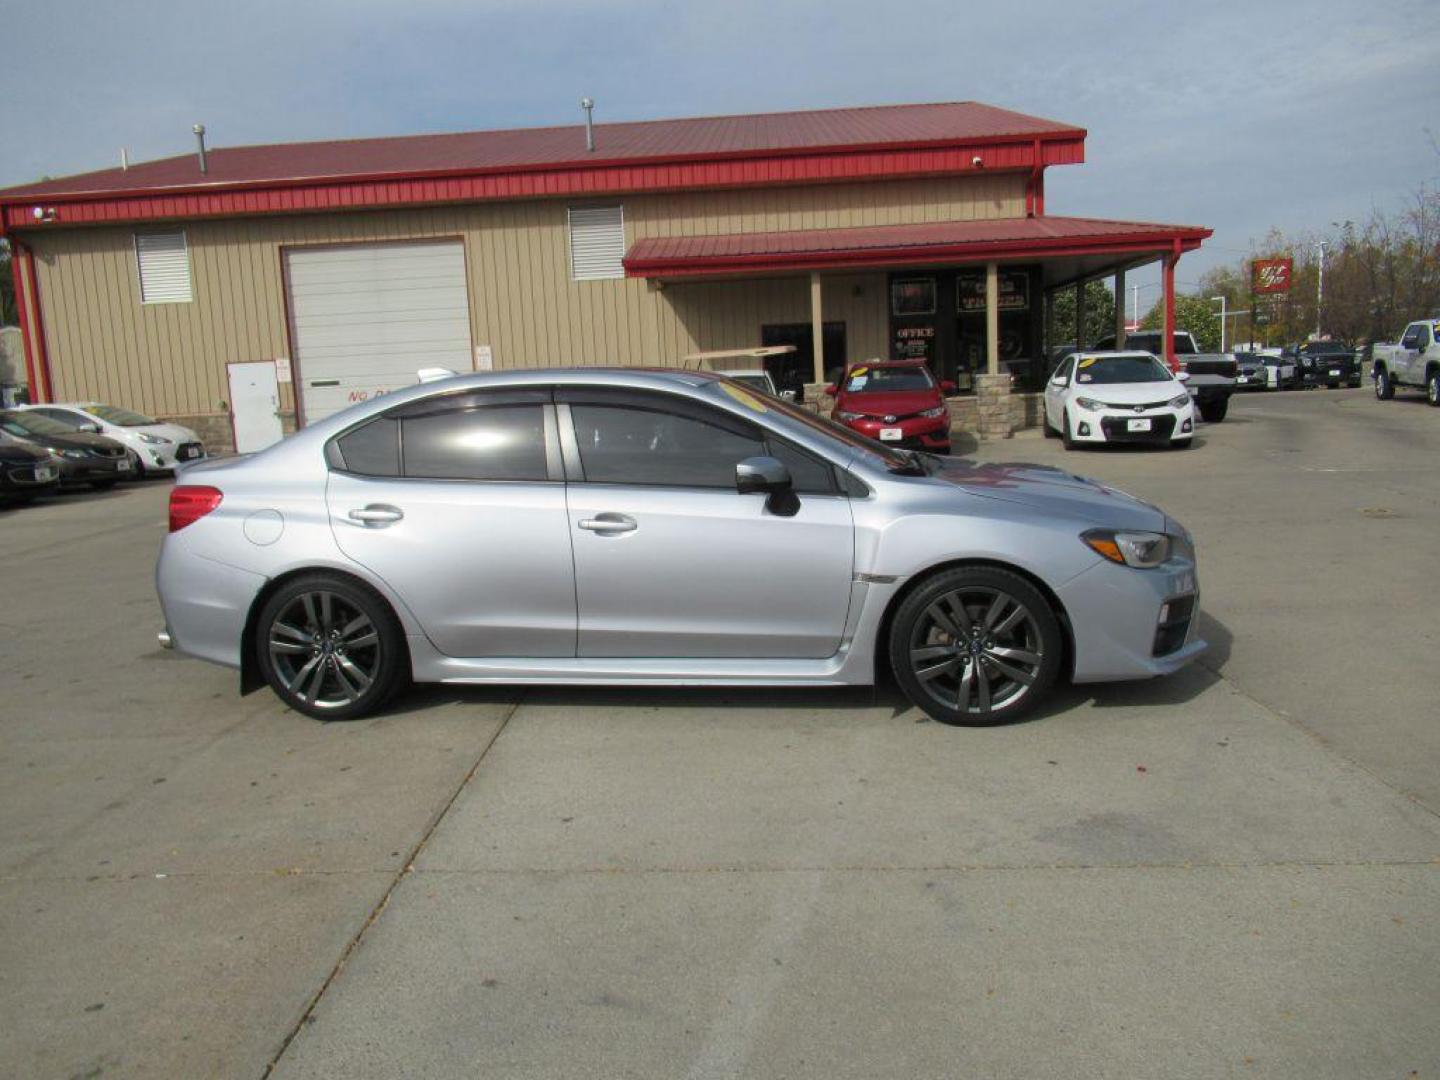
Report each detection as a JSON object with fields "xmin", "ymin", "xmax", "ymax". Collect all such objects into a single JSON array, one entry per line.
[
  {"xmin": 138, "ymin": 433, "xmax": 173, "ymax": 445},
  {"xmin": 919, "ymin": 406, "xmax": 947, "ymax": 419},
  {"xmin": 60, "ymin": 448, "xmax": 89, "ymax": 460},
  {"xmin": 1074, "ymin": 396, "xmax": 1104, "ymax": 412},
  {"xmin": 1082, "ymin": 529, "xmax": 1172, "ymax": 568},
  {"xmin": 1168, "ymin": 393, "xmax": 1191, "ymax": 409},
  {"xmin": 835, "ymin": 410, "xmax": 864, "ymax": 421}
]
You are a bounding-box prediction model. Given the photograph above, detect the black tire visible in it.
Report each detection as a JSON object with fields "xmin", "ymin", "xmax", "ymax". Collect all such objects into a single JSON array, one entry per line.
[
  {"xmin": 1198, "ymin": 398, "xmax": 1228, "ymax": 423},
  {"xmin": 1428, "ymin": 370, "xmax": 1440, "ymax": 407},
  {"xmin": 127, "ymin": 451, "xmax": 147, "ymax": 479},
  {"xmin": 1060, "ymin": 410, "xmax": 1077, "ymax": 451},
  {"xmin": 255, "ymin": 573, "xmax": 408, "ymax": 721},
  {"xmin": 889, "ymin": 565, "xmax": 1063, "ymax": 726},
  {"xmin": 1375, "ymin": 368, "xmax": 1394, "ymax": 400},
  {"xmin": 90, "ymin": 479, "xmax": 116, "ymax": 492},
  {"xmin": 1348, "ymin": 378, "xmax": 1362, "ymax": 389}
]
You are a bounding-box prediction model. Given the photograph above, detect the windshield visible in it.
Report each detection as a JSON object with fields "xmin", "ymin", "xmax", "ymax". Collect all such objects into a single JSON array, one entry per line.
[
  {"xmin": 844, "ymin": 365, "xmax": 935, "ymax": 393},
  {"xmin": 701, "ymin": 381, "xmax": 917, "ymax": 472},
  {"xmin": 1073, "ymin": 355, "xmax": 1174, "ymax": 385},
  {"xmin": 82, "ymin": 403, "xmax": 156, "ymax": 426},
  {"xmin": 0, "ymin": 411, "xmax": 75, "ymax": 437}
]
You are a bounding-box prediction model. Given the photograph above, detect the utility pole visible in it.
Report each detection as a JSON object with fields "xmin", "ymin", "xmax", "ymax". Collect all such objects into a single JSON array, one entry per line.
[
  {"xmin": 1314, "ymin": 241, "xmax": 1328, "ymax": 339},
  {"xmin": 1211, "ymin": 296, "xmax": 1227, "ymax": 352}
]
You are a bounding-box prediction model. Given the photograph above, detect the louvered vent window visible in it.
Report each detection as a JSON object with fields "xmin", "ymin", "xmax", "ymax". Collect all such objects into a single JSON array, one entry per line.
[
  {"xmin": 568, "ymin": 206, "xmax": 625, "ymax": 281},
  {"xmin": 135, "ymin": 232, "xmax": 193, "ymax": 303}
]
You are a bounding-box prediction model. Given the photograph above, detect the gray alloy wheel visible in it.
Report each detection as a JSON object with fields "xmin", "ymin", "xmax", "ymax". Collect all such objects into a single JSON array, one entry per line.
[
  {"xmin": 1376, "ymin": 368, "xmax": 1394, "ymax": 400},
  {"xmin": 256, "ymin": 574, "xmax": 405, "ymax": 720},
  {"xmin": 1428, "ymin": 371, "xmax": 1440, "ymax": 407},
  {"xmin": 889, "ymin": 566, "xmax": 1063, "ymax": 726}
]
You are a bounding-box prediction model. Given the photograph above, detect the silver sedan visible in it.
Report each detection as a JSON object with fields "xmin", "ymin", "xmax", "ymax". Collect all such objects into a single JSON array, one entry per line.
[{"xmin": 156, "ymin": 368, "xmax": 1205, "ymax": 726}]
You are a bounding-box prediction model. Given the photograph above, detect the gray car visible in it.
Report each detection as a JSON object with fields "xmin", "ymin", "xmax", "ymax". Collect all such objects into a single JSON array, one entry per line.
[{"xmin": 156, "ymin": 368, "xmax": 1205, "ymax": 726}]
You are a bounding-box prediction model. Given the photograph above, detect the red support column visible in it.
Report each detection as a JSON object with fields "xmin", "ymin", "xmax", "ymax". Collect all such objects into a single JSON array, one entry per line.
[
  {"xmin": 19, "ymin": 243, "xmax": 54, "ymax": 401},
  {"xmin": 10, "ymin": 241, "xmax": 44, "ymax": 402},
  {"xmin": 1162, "ymin": 246, "xmax": 1178, "ymax": 372}
]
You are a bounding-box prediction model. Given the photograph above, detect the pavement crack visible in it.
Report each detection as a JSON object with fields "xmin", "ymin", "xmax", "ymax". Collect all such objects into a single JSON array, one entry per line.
[{"xmin": 259, "ymin": 692, "xmax": 525, "ymax": 1079}]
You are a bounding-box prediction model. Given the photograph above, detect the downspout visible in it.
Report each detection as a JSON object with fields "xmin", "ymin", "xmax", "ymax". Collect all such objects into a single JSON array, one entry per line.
[
  {"xmin": 1027, "ymin": 139, "xmax": 1043, "ymax": 218},
  {"xmin": 16, "ymin": 240, "xmax": 54, "ymax": 401},
  {"xmin": 1163, "ymin": 240, "xmax": 1181, "ymax": 371},
  {"xmin": 8, "ymin": 237, "xmax": 44, "ymax": 400}
]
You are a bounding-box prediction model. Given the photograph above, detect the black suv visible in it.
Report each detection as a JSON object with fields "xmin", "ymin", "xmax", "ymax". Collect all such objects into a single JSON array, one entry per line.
[{"xmin": 1286, "ymin": 341, "xmax": 1360, "ymax": 389}]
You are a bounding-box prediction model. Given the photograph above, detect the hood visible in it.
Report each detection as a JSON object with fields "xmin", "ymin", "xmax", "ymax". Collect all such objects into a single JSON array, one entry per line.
[
  {"xmin": 837, "ymin": 388, "xmax": 942, "ymax": 415},
  {"xmin": 1071, "ymin": 381, "xmax": 1185, "ymax": 404},
  {"xmin": 0, "ymin": 439, "xmax": 50, "ymax": 464},
  {"xmin": 134, "ymin": 422, "xmax": 199, "ymax": 442},
  {"xmin": 930, "ymin": 458, "xmax": 1168, "ymax": 531}
]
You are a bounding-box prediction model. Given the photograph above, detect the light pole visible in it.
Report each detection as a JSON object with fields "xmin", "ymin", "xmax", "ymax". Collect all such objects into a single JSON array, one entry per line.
[
  {"xmin": 1314, "ymin": 241, "xmax": 1328, "ymax": 339},
  {"xmin": 1211, "ymin": 296, "xmax": 1227, "ymax": 353}
]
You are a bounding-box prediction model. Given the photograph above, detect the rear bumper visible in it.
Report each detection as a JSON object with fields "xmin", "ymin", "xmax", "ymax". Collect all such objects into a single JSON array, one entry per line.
[
  {"xmin": 1058, "ymin": 556, "xmax": 1206, "ymax": 682},
  {"xmin": 155, "ymin": 535, "xmax": 266, "ymax": 669}
]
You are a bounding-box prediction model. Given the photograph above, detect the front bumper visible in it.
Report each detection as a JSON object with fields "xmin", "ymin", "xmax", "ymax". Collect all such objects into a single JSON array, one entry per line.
[
  {"xmin": 1068, "ymin": 406, "xmax": 1193, "ymax": 445},
  {"xmin": 140, "ymin": 441, "xmax": 207, "ymax": 471},
  {"xmin": 1058, "ymin": 554, "xmax": 1206, "ymax": 682},
  {"xmin": 54, "ymin": 454, "xmax": 132, "ymax": 484},
  {"xmin": 840, "ymin": 414, "xmax": 951, "ymax": 451}
]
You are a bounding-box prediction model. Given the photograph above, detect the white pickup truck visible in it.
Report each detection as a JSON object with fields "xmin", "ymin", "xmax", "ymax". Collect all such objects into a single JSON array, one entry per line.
[{"xmin": 1371, "ymin": 319, "xmax": 1440, "ymax": 406}]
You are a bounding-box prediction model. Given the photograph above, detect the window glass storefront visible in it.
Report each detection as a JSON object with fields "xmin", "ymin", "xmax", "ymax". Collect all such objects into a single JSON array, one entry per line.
[{"xmin": 888, "ymin": 267, "xmax": 1042, "ymax": 392}]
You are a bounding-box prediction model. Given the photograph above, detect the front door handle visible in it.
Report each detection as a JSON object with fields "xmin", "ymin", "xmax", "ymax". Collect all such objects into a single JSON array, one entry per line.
[
  {"xmin": 578, "ymin": 513, "xmax": 637, "ymax": 534},
  {"xmin": 348, "ymin": 504, "xmax": 404, "ymax": 527}
]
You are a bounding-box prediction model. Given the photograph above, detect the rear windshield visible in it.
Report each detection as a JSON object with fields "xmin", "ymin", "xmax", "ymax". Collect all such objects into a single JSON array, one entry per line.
[
  {"xmin": 82, "ymin": 404, "xmax": 157, "ymax": 426},
  {"xmin": 844, "ymin": 365, "xmax": 935, "ymax": 393},
  {"xmin": 1119, "ymin": 333, "xmax": 1197, "ymax": 355},
  {"xmin": 1073, "ymin": 355, "xmax": 1174, "ymax": 385}
]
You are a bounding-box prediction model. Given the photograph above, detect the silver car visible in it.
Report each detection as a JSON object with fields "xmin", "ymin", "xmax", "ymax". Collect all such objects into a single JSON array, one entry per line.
[{"xmin": 156, "ymin": 368, "xmax": 1205, "ymax": 726}]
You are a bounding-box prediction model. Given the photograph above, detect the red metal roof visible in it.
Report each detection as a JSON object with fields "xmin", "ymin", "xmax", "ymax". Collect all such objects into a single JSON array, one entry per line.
[
  {"xmin": 0, "ymin": 102, "xmax": 1082, "ymax": 202},
  {"xmin": 625, "ymin": 216, "xmax": 1212, "ymax": 277}
]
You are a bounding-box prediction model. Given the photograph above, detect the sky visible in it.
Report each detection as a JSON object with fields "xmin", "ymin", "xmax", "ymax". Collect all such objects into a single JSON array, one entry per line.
[{"xmin": 3, "ymin": 0, "xmax": 1438, "ymax": 309}]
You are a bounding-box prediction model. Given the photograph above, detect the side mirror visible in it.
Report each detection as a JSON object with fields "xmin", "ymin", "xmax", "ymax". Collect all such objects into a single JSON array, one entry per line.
[
  {"xmin": 823, "ymin": 384, "xmax": 837, "ymax": 396},
  {"xmin": 1176, "ymin": 371, "xmax": 1191, "ymax": 382},
  {"xmin": 736, "ymin": 456, "xmax": 799, "ymax": 517},
  {"xmin": 1050, "ymin": 376, "xmax": 1068, "ymax": 388},
  {"xmin": 779, "ymin": 389, "xmax": 797, "ymax": 402},
  {"xmin": 940, "ymin": 380, "xmax": 957, "ymax": 393}
]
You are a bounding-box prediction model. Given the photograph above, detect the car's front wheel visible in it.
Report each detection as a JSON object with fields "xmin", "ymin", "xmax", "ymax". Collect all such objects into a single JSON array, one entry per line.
[
  {"xmin": 1376, "ymin": 369, "xmax": 1395, "ymax": 400},
  {"xmin": 255, "ymin": 574, "xmax": 407, "ymax": 720},
  {"xmin": 1198, "ymin": 398, "xmax": 1228, "ymax": 423},
  {"xmin": 1061, "ymin": 410, "xmax": 1077, "ymax": 450},
  {"xmin": 888, "ymin": 566, "xmax": 1063, "ymax": 726}
]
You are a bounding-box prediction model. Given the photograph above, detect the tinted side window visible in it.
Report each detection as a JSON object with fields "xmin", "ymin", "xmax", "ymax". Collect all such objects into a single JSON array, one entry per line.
[
  {"xmin": 571, "ymin": 404, "xmax": 764, "ymax": 487},
  {"xmin": 402, "ymin": 405, "xmax": 548, "ymax": 481},
  {"xmin": 334, "ymin": 418, "xmax": 400, "ymax": 477}
]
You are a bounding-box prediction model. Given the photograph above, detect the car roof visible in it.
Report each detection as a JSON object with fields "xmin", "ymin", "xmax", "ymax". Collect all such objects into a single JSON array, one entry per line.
[
  {"xmin": 1069, "ymin": 350, "xmax": 1159, "ymax": 361},
  {"xmin": 844, "ymin": 359, "xmax": 927, "ymax": 370}
]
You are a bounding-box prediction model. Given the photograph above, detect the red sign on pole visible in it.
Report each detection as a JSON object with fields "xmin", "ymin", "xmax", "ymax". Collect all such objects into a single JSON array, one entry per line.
[{"xmin": 1252, "ymin": 258, "xmax": 1293, "ymax": 294}]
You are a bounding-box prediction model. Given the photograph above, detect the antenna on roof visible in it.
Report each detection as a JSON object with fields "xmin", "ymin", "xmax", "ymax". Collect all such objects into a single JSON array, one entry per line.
[
  {"xmin": 192, "ymin": 124, "xmax": 208, "ymax": 175},
  {"xmin": 580, "ymin": 97, "xmax": 595, "ymax": 153}
]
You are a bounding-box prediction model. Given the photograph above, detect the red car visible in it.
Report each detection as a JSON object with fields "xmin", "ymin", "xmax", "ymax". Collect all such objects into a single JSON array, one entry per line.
[{"xmin": 826, "ymin": 360, "xmax": 954, "ymax": 453}]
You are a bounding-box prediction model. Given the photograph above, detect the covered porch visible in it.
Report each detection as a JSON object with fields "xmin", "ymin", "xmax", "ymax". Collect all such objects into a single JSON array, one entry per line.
[{"xmin": 625, "ymin": 215, "xmax": 1212, "ymax": 416}]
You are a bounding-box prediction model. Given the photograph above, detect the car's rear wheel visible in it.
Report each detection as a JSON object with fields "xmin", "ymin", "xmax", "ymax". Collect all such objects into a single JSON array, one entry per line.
[
  {"xmin": 1376, "ymin": 369, "xmax": 1394, "ymax": 400},
  {"xmin": 255, "ymin": 574, "xmax": 407, "ymax": 720},
  {"xmin": 1198, "ymin": 398, "xmax": 1228, "ymax": 423},
  {"xmin": 888, "ymin": 566, "xmax": 1063, "ymax": 727},
  {"xmin": 1428, "ymin": 370, "xmax": 1440, "ymax": 407}
]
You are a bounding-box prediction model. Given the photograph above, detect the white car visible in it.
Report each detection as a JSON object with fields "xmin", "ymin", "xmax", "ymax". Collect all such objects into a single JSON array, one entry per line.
[
  {"xmin": 1043, "ymin": 351, "xmax": 1196, "ymax": 450},
  {"xmin": 22, "ymin": 402, "xmax": 206, "ymax": 476}
]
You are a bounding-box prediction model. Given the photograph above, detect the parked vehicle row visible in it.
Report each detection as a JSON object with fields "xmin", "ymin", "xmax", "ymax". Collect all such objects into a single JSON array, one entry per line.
[
  {"xmin": 1092, "ymin": 331, "xmax": 1236, "ymax": 423},
  {"xmin": 0, "ymin": 401, "xmax": 207, "ymax": 509}
]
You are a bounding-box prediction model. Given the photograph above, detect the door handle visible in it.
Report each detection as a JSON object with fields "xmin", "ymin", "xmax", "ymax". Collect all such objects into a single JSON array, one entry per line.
[
  {"xmin": 578, "ymin": 513, "xmax": 637, "ymax": 534},
  {"xmin": 348, "ymin": 504, "xmax": 404, "ymax": 527}
]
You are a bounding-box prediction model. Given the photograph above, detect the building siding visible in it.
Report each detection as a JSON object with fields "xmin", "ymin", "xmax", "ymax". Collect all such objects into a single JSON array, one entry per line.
[{"xmin": 22, "ymin": 173, "xmax": 1024, "ymax": 428}]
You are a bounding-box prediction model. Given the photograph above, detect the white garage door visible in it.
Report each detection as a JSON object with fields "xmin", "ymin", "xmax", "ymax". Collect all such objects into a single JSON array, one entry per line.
[{"xmin": 286, "ymin": 240, "xmax": 473, "ymax": 424}]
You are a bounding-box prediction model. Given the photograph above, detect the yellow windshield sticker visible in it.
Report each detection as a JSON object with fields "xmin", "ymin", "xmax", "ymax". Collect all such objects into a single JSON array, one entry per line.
[
  {"xmin": 850, "ymin": 366, "xmax": 869, "ymax": 378},
  {"xmin": 719, "ymin": 382, "xmax": 769, "ymax": 413},
  {"xmin": 1077, "ymin": 357, "xmax": 1098, "ymax": 369}
]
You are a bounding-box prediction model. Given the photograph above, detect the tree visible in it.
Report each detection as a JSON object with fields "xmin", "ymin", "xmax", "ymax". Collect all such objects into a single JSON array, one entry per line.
[
  {"xmin": 1139, "ymin": 294, "xmax": 1224, "ymax": 352},
  {"xmin": 1049, "ymin": 280, "xmax": 1116, "ymax": 347}
]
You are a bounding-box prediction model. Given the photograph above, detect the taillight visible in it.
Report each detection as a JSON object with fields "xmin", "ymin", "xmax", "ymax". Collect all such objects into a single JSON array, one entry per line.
[{"xmin": 169, "ymin": 485, "xmax": 223, "ymax": 532}]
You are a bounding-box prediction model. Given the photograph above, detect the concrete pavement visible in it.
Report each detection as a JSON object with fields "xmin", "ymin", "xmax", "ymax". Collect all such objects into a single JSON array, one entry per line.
[{"xmin": 1, "ymin": 387, "xmax": 1436, "ymax": 1078}]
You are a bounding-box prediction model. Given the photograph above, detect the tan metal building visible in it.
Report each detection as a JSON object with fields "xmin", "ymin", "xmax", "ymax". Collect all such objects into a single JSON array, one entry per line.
[{"xmin": 0, "ymin": 102, "xmax": 1208, "ymax": 451}]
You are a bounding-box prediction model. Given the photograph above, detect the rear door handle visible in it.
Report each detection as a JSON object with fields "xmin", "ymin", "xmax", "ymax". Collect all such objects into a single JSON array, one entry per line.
[
  {"xmin": 348, "ymin": 504, "xmax": 404, "ymax": 527},
  {"xmin": 578, "ymin": 513, "xmax": 637, "ymax": 534}
]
